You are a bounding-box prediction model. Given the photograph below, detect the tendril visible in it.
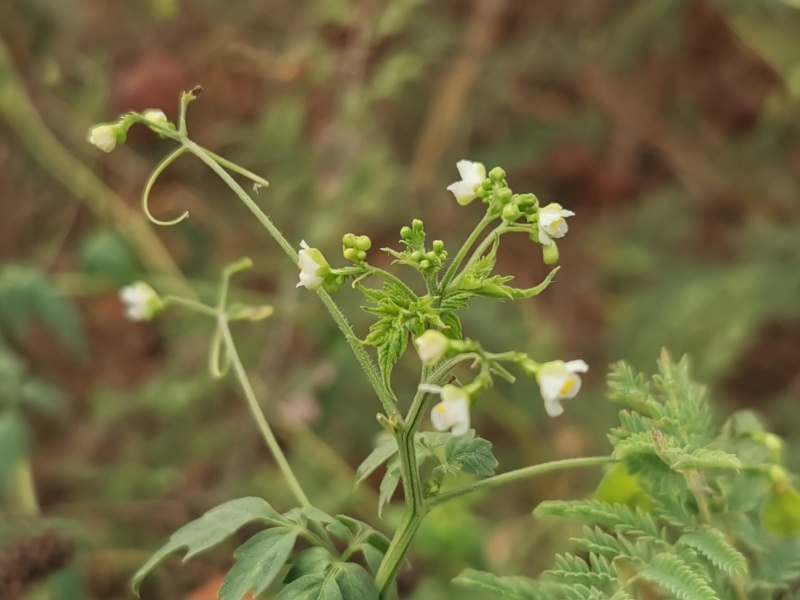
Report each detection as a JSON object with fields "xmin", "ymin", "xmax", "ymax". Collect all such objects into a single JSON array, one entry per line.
[{"xmin": 142, "ymin": 146, "xmax": 190, "ymax": 226}]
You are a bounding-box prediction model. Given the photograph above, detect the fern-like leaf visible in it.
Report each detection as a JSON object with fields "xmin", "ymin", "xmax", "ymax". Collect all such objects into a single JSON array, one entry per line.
[
  {"xmin": 639, "ymin": 552, "xmax": 719, "ymax": 600},
  {"xmin": 678, "ymin": 526, "xmax": 748, "ymax": 576}
]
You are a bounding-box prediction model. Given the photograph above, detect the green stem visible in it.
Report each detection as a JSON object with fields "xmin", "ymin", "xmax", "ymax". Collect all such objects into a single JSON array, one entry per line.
[
  {"xmin": 204, "ymin": 148, "xmax": 270, "ymax": 188},
  {"xmin": 448, "ymin": 222, "xmax": 506, "ymax": 290},
  {"xmin": 428, "ymin": 456, "xmax": 614, "ymax": 507},
  {"xmin": 218, "ymin": 317, "xmax": 312, "ymax": 508},
  {"xmin": 163, "ymin": 295, "xmax": 217, "ymax": 317},
  {"xmin": 184, "ymin": 140, "xmax": 398, "ymax": 417},
  {"xmin": 375, "ymin": 386, "xmax": 431, "ymax": 597},
  {"xmin": 438, "ymin": 214, "xmax": 494, "ymax": 291},
  {"xmin": 10, "ymin": 459, "xmax": 49, "ymax": 600},
  {"xmin": 366, "ymin": 265, "xmax": 417, "ymax": 300}
]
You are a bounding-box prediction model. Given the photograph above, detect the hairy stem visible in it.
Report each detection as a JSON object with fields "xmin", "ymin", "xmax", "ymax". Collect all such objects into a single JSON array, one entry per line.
[
  {"xmin": 184, "ymin": 140, "xmax": 398, "ymax": 417},
  {"xmin": 375, "ymin": 386, "xmax": 431, "ymax": 597},
  {"xmin": 219, "ymin": 317, "xmax": 312, "ymax": 508},
  {"xmin": 428, "ymin": 456, "xmax": 614, "ymax": 507},
  {"xmin": 448, "ymin": 222, "xmax": 506, "ymax": 290},
  {"xmin": 438, "ymin": 214, "xmax": 495, "ymax": 291}
]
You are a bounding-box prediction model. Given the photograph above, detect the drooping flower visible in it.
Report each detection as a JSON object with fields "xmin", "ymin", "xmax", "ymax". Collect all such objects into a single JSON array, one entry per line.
[
  {"xmin": 119, "ymin": 282, "xmax": 163, "ymax": 321},
  {"xmin": 142, "ymin": 109, "xmax": 168, "ymax": 127},
  {"xmin": 536, "ymin": 359, "xmax": 589, "ymax": 417},
  {"xmin": 537, "ymin": 203, "xmax": 575, "ymax": 246},
  {"xmin": 446, "ymin": 160, "xmax": 486, "ymax": 206},
  {"xmin": 414, "ymin": 330, "xmax": 450, "ymax": 366},
  {"xmin": 87, "ymin": 123, "xmax": 120, "ymax": 153},
  {"xmin": 296, "ymin": 241, "xmax": 330, "ymax": 290},
  {"xmin": 429, "ymin": 384, "xmax": 471, "ymax": 436}
]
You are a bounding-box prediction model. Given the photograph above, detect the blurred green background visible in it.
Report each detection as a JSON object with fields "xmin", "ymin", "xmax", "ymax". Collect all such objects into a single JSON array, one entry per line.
[{"xmin": 1, "ymin": 0, "xmax": 800, "ymax": 598}]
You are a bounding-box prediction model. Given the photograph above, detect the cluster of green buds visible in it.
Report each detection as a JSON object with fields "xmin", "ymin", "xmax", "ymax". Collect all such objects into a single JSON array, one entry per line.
[
  {"xmin": 398, "ymin": 220, "xmax": 447, "ymax": 275},
  {"xmin": 342, "ymin": 233, "xmax": 372, "ymax": 264}
]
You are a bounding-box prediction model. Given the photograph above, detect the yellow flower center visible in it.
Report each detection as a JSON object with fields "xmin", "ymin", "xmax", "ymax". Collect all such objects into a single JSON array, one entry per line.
[
  {"xmin": 559, "ymin": 378, "xmax": 575, "ymax": 396},
  {"xmin": 551, "ymin": 217, "xmax": 564, "ymax": 226},
  {"xmin": 435, "ymin": 404, "xmax": 446, "ymax": 413}
]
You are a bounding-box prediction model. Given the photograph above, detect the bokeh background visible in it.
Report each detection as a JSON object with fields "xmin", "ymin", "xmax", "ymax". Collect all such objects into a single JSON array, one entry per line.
[{"xmin": 1, "ymin": 0, "xmax": 800, "ymax": 598}]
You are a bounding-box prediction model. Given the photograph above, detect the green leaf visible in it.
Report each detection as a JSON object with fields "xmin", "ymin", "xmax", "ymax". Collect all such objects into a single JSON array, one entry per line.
[
  {"xmin": 0, "ymin": 266, "xmax": 86, "ymax": 354},
  {"xmin": 442, "ymin": 430, "xmax": 497, "ymax": 477},
  {"xmin": 638, "ymin": 553, "xmax": 718, "ymax": 600},
  {"xmin": 218, "ymin": 528, "xmax": 298, "ymax": 600},
  {"xmin": 378, "ymin": 459, "xmax": 401, "ymax": 517},
  {"xmin": 377, "ymin": 324, "xmax": 409, "ymax": 388},
  {"xmin": 335, "ymin": 563, "xmax": 379, "ymax": 599},
  {"xmin": 277, "ymin": 570, "xmax": 343, "ymax": 600},
  {"xmin": 356, "ymin": 435, "xmax": 398, "ymax": 485},
  {"xmin": 0, "ymin": 412, "xmax": 28, "ymax": 492},
  {"xmin": 440, "ymin": 311, "xmax": 462, "ymax": 340},
  {"xmin": 678, "ymin": 526, "xmax": 748, "ymax": 576},
  {"xmin": 77, "ymin": 228, "xmax": 141, "ymax": 285},
  {"xmin": 453, "ymin": 568, "xmax": 547, "ymax": 599},
  {"xmin": 285, "ymin": 547, "xmax": 334, "ymax": 583},
  {"xmin": 132, "ymin": 497, "xmax": 284, "ymax": 594}
]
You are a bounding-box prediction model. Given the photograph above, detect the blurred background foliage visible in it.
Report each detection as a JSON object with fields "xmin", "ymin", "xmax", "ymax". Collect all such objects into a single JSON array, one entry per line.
[{"xmin": 0, "ymin": 0, "xmax": 799, "ymax": 598}]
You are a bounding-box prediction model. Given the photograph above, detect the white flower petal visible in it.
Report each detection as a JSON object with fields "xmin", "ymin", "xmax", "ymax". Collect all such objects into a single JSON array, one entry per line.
[
  {"xmin": 447, "ymin": 181, "xmax": 478, "ymax": 205},
  {"xmin": 456, "ymin": 160, "xmax": 484, "ymax": 185},
  {"xmin": 563, "ymin": 375, "xmax": 582, "ymax": 399},
  {"xmin": 298, "ymin": 251, "xmax": 319, "ymax": 272},
  {"xmin": 560, "ymin": 210, "xmax": 576, "ymax": 217},
  {"xmin": 300, "ymin": 240, "xmax": 310, "ymax": 250},
  {"xmin": 539, "ymin": 374, "xmax": 567, "ymax": 403},
  {"xmin": 451, "ymin": 417, "xmax": 470, "ymax": 436},
  {"xmin": 538, "ymin": 226, "xmax": 552, "ymax": 246},
  {"xmin": 566, "ymin": 360, "xmax": 589, "ymax": 373},
  {"xmin": 431, "ymin": 402, "xmax": 450, "ymax": 432},
  {"xmin": 544, "ymin": 398, "xmax": 565, "ymax": 417}
]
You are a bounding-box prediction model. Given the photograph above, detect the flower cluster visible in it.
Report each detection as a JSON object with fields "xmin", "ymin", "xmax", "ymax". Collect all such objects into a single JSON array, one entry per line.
[{"xmin": 86, "ymin": 109, "xmax": 172, "ymax": 153}]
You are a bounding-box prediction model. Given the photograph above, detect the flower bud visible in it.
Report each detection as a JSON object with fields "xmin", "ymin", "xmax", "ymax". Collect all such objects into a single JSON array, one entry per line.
[
  {"xmin": 542, "ymin": 241, "xmax": 559, "ymax": 264},
  {"xmin": 489, "ymin": 166, "xmax": 506, "ymax": 181},
  {"xmin": 142, "ymin": 109, "xmax": 168, "ymax": 127},
  {"xmin": 481, "ymin": 179, "xmax": 493, "ymax": 191},
  {"xmin": 297, "ymin": 241, "xmax": 331, "ymax": 290},
  {"xmin": 400, "ymin": 226, "xmax": 412, "ymax": 239},
  {"xmin": 502, "ymin": 203, "xmax": 521, "ymax": 222},
  {"xmin": 495, "ymin": 188, "xmax": 513, "ymax": 203},
  {"xmin": 343, "ymin": 248, "xmax": 358, "ymax": 262},
  {"xmin": 419, "ymin": 260, "xmax": 431, "ymax": 270},
  {"xmin": 355, "ymin": 235, "xmax": 372, "ymax": 251},
  {"xmin": 410, "ymin": 251, "xmax": 423, "ymax": 262},
  {"xmin": 342, "ymin": 233, "xmax": 357, "ymax": 247},
  {"xmin": 432, "ymin": 240, "xmax": 445, "ymax": 253},
  {"xmin": 119, "ymin": 282, "xmax": 163, "ymax": 321},
  {"xmin": 356, "ymin": 250, "xmax": 367, "ymax": 261},
  {"xmin": 87, "ymin": 123, "xmax": 121, "ymax": 153},
  {"xmin": 414, "ymin": 330, "xmax": 450, "ymax": 366}
]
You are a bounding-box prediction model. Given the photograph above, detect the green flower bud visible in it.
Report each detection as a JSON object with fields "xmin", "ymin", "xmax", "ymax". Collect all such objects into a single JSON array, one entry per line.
[
  {"xmin": 516, "ymin": 193, "xmax": 538, "ymax": 209},
  {"xmin": 400, "ymin": 226, "xmax": 412, "ymax": 239},
  {"xmin": 356, "ymin": 250, "xmax": 367, "ymax": 261},
  {"xmin": 495, "ymin": 188, "xmax": 513, "ymax": 203},
  {"xmin": 542, "ymin": 241, "xmax": 559, "ymax": 264},
  {"xmin": 342, "ymin": 233, "xmax": 357, "ymax": 247},
  {"xmin": 476, "ymin": 187, "xmax": 489, "ymax": 199},
  {"xmin": 355, "ymin": 235, "xmax": 372, "ymax": 251},
  {"xmin": 412, "ymin": 219, "xmax": 424, "ymax": 230},
  {"xmin": 481, "ymin": 179, "xmax": 493, "ymax": 191},
  {"xmin": 488, "ymin": 166, "xmax": 506, "ymax": 182},
  {"xmin": 343, "ymin": 248, "xmax": 358, "ymax": 262},
  {"xmin": 502, "ymin": 203, "xmax": 521, "ymax": 222},
  {"xmin": 419, "ymin": 260, "xmax": 431, "ymax": 270},
  {"xmin": 410, "ymin": 251, "xmax": 423, "ymax": 262},
  {"xmin": 425, "ymin": 251, "xmax": 438, "ymax": 262},
  {"xmin": 432, "ymin": 240, "xmax": 445, "ymax": 252}
]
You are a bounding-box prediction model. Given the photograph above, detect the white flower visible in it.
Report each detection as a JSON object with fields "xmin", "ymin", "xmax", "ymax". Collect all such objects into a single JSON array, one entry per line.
[
  {"xmin": 297, "ymin": 241, "xmax": 330, "ymax": 290},
  {"xmin": 427, "ymin": 384, "xmax": 471, "ymax": 436},
  {"xmin": 536, "ymin": 360, "xmax": 589, "ymax": 417},
  {"xmin": 538, "ymin": 203, "xmax": 575, "ymax": 246},
  {"xmin": 447, "ymin": 160, "xmax": 486, "ymax": 206},
  {"xmin": 87, "ymin": 123, "xmax": 119, "ymax": 153},
  {"xmin": 414, "ymin": 330, "xmax": 450, "ymax": 366},
  {"xmin": 142, "ymin": 109, "xmax": 168, "ymax": 127},
  {"xmin": 119, "ymin": 282, "xmax": 162, "ymax": 321}
]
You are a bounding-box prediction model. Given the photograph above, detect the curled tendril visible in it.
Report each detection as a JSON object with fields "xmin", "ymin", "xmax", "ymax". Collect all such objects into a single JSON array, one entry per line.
[
  {"xmin": 208, "ymin": 325, "xmax": 231, "ymax": 379},
  {"xmin": 142, "ymin": 146, "xmax": 190, "ymax": 226}
]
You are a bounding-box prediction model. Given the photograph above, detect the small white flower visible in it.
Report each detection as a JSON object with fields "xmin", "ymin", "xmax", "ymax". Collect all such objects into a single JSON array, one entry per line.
[
  {"xmin": 87, "ymin": 123, "xmax": 119, "ymax": 153},
  {"xmin": 536, "ymin": 360, "xmax": 589, "ymax": 417},
  {"xmin": 447, "ymin": 160, "xmax": 486, "ymax": 206},
  {"xmin": 142, "ymin": 109, "xmax": 168, "ymax": 127},
  {"xmin": 428, "ymin": 384, "xmax": 471, "ymax": 436},
  {"xmin": 297, "ymin": 241, "xmax": 330, "ymax": 290},
  {"xmin": 414, "ymin": 330, "xmax": 450, "ymax": 366},
  {"xmin": 538, "ymin": 203, "xmax": 575, "ymax": 246},
  {"xmin": 119, "ymin": 282, "xmax": 162, "ymax": 321}
]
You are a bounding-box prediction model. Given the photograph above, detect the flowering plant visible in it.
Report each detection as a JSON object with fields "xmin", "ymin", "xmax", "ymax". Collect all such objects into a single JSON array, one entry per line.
[{"xmin": 86, "ymin": 89, "xmax": 800, "ymax": 600}]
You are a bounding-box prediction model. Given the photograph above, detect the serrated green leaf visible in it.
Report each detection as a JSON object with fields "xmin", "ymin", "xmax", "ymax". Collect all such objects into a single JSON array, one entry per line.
[
  {"xmin": 356, "ymin": 435, "xmax": 398, "ymax": 485},
  {"xmin": 131, "ymin": 497, "xmax": 284, "ymax": 594},
  {"xmin": 442, "ymin": 430, "xmax": 497, "ymax": 477},
  {"xmin": 378, "ymin": 460, "xmax": 401, "ymax": 517},
  {"xmin": 334, "ymin": 563, "xmax": 379, "ymax": 599},
  {"xmin": 277, "ymin": 570, "xmax": 343, "ymax": 600},
  {"xmin": 285, "ymin": 547, "xmax": 334, "ymax": 583},
  {"xmin": 639, "ymin": 552, "xmax": 718, "ymax": 600},
  {"xmin": 377, "ymin": 325, "xmax": 408, "ymax": 388},
  {"xmin": 218, "ymin": 528, "xmax": 298, "ymax": 600},
  {"xmin": 440, "ymin": 311, "xmax": 462, "ymax": 340},
  {"xmin": 678, "ymin": 526, "xmax": 748, "ymax": 576},
  {"xmin": 439, "ymin": 290, "xmax": 476, "ymax": 312},
  {"xmin": 453, "ymin": 568, "xmax": 547, "ymax": 599}
]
